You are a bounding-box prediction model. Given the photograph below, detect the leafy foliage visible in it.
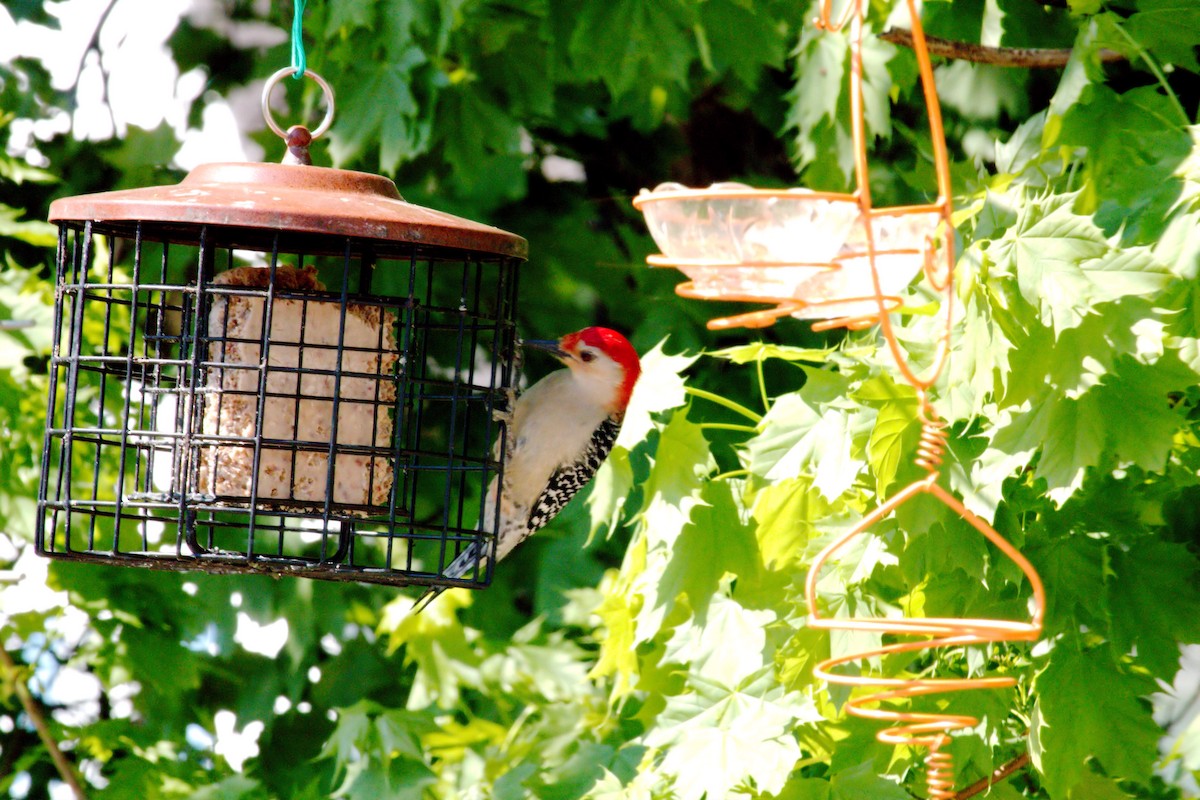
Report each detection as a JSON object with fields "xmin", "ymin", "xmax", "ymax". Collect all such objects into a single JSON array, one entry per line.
[{"xmin": 2, "ymin": 1, "xmax": 1200, "ymax": 799}]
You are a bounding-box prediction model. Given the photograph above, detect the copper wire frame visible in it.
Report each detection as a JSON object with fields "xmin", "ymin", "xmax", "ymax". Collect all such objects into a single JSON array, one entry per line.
[
  {"xmin": 636, "ymin": 0, "xmax": 1047, "ymax": 797},
  {"xmin": 808, "ymin": 2, "xmax": 1045, "ymax": 796}
]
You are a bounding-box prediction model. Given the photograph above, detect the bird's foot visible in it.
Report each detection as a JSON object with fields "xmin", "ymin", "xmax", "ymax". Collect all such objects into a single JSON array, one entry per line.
[{"xmin": 493, "ymin": 386, "xmax": 517, "ymax": 427}]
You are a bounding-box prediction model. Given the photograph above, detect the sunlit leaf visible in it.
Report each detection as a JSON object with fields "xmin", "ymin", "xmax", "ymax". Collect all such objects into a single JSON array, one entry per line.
[
  {"xmin": 645, "ymin": 672, "xmax": 817, "ymax": 800},
  {"xmin": 617, "ymin": 340, "xmax": 697, "ymax": 449},
  {"xmin": 587, "ymin": 446, "xmax": 634, "ymax": 542},
  {"xmin": 745, "ymin": 392, "xmax": 867, "ymax": 501},
  {"xmin": 752, "ymin": 476, "xmax": 832, "ymax": 571},
  {"xmin": 989, "ymin": 194, "xmax": 1172, "ymax": 335},
  {"xmin": 663, "ymin": 593, "xmax": 775, "ymax": 687},
  {"xmin": 706, "ymin": 341, "xmax": 833, "ymax": 365}
]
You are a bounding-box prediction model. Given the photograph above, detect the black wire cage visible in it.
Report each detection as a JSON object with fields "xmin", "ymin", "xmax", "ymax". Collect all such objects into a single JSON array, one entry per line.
[{"xmin": 37, "ymin": 162, "xmax": 526, "ymax": 587}]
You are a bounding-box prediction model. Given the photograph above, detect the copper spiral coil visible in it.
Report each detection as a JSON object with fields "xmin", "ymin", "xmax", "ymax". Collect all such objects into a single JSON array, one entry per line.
[
  {"xmin": 926, "ymin": 747, "xmax": 957, "ymax": 799},
  {"xmin": 805, "ymin": 394, "xmax": 1045, "ymax": 797},
  {"xmin": 914, "ymin": 397, "xmax": 950, "ymax": 473}
]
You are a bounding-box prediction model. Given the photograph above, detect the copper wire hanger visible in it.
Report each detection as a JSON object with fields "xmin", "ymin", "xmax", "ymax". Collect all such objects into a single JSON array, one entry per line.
[
  {"xmin": 636, "ymin": 0, "xmax": 1047, "ymax": 795},
  {"xmin": 800, "ymin": 1, "xmax": 1046, "ymax": 797}
]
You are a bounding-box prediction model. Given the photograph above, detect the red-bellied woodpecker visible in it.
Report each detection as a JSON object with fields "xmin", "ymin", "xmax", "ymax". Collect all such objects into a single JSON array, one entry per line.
[{"xmin": 413, "ymin": 326, "xmax": 641, "ymax": 613}]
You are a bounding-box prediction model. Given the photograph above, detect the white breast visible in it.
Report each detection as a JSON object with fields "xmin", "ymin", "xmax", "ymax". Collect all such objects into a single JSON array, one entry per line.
[{"xmin": 502, "ymin": 369, "xmax": 610, "ymax": 512}]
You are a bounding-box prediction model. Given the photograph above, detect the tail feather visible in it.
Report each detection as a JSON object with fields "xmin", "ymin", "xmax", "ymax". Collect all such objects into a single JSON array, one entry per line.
[
  {"xmin": 410, "ymin": 584, "xmax": 446, "ymax": 615},
  {"xmin": 410, "ymin": 539, "xmax": 489, "ymax": 615},
  {"xmin": 409, "ymin": 481, "xmax": 523, "ymax": 617}
]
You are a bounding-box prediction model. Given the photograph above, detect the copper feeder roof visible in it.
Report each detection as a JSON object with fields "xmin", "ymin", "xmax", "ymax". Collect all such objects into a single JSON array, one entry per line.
[{"xmin": 49, "ymin": 161, "xmax": 527, "ymax": 260}]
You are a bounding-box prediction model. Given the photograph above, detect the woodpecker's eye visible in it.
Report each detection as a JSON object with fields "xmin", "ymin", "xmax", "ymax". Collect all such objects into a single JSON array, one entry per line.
[{"xmin": 580, "ymin": 350, "xmax": 596, "ymax": 363}]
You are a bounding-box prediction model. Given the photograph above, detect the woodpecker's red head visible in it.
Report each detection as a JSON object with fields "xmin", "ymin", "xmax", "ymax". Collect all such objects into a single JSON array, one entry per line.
[{"xmin": 525, "ymin": 327, "xmax": 641, "ymax": 416}]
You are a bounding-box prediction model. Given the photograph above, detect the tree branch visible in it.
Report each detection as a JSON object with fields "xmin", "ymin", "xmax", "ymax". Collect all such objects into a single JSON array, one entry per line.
[
  {"xmin": 880, "ymin": 28, "xmax": 1126, "ymax": 68},
  {"xmin": 953, "ymin": 751, "xmax": 1031, "ymax": 800},
  {"xmin": 0, "ymin": 647, "xmax": 89, "ymax": 800}
]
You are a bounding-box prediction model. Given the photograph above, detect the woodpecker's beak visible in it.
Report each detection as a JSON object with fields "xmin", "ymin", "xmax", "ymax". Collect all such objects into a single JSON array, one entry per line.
[{"xmin": 522, "ymin": 338, "xmax": 570, "ymax": 360}]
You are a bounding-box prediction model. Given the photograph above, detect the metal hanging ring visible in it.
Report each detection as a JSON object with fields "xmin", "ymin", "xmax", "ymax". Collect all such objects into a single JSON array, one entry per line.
[{"xmin": 261, "ymin": 66, "xmax": 335, "ymax": 140}]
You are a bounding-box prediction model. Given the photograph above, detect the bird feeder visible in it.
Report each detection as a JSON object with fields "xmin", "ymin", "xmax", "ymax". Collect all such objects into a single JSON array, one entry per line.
[
  {"xmin": 634, "ymin": 1, "xmax": 1045, "ymax": 797},
  {"xmin": 634, "ymin": 3, "xmax": 953, "ymax": 334},
  {"xmin": 36, "ymin": 68, "xmax": 526, "ymax": 588}
]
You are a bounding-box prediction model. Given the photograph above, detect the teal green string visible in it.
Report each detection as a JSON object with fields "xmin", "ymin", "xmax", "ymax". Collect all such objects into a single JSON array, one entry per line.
[{"xmin": 290, "ymin": 0, "xmax": 307, "ymax": 79}]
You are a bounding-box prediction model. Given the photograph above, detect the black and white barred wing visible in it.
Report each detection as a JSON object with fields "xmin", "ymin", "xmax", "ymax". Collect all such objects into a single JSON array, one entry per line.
[
  {"xmin": 526, "ymin": 416, "xmax": 621, "ymax": 531},
  {"xmin": 413, "ymin": 417, "xmax": 621, "ymax": 615}
]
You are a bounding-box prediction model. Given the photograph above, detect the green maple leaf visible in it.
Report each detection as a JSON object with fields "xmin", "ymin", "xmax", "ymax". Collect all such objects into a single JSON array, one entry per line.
[
  {"xmin": 900, "ymin": 513, "xmax": 989, "ymax": 589},
  {"xmin": 984, "ymin": 393, "xmax": 1105, "ymax": 506},
  {"xmin": 1066, "ymin": 772, "xmax": 1136, "ymax": 800},
  {"xmin": 437, "ymin": 86, "xmax": 524, "ymax": 198},
  {"xmin": 1028, "ymin": 393, "xmax": 1103, "ymax": 505},
  {"xmin": 858, "ymin": 385, "xmax": 919, "ymax": 497},
  {"xmin": 787, "ymin": 27, "xmax": 846, "ymax": 169},
  {"xmin": 1032, "ymin": 645, "xmax": 1160, "ymax": 797},
  {"xmin": 1125, "ymin": 0, "xmax": 1200, "ymax": 73},
  {"xmin": 336, "ymin": 757, "xmax": 435, "ymax": 800},
  {"xmin": 752, "ymin": 476, "xmax": 833, "ymax": 571},
  {"xmin": 787, "ymin": 22, "xmax": 899, "ymax": 188},
  {"xmin": 697, "ymin": 0, "xmax": 788, "ymax": 87},
  {"xmin": 328, "ymin": 52, "xmax": 429, "ymax": 172},
  {"xmin": 1086, "ymin": 88, "xmax": 1191, "ymax": 238},
  {"xmin": 4, "ymin": 0, "xmax": 58, "ymax": 24},
  {"xmin": 1039, "ymin": 16, "xmax": 1191, "ymax": 235},
  {"xmin": 1043, "ymin": 21, "xmax": 1106, "ymax": 149},
  {"xmin": 994, "ymin": 198, "xmax": 1106, "ymax": 333},
  {"xmin": 638, "ymin": 408, "xmax": 714, "ymax": 514},
  {"xmin": 0, "ymin": 204, "xmax": 56, "ymax": 248},
  {"xmin": 994, "ymin": 112, "xmax": 1050, "ymax": 179},
  {"xmin": 630, "ymin": 408, "xmax": 714, "ymax": 642},
  {"xmin": 658, "ymin": 480, "xmax": 758, "ymax": 617},
  {"xmin": 1095, "ymin": 355, "xmax": 1191, "ymax": 474},
  {"xmin": 1157, "ymin": 210, "xmax": 1200, "ymax": 295},
  {"xmin": 1168, "ymin": 128, "xmax": 1200, "ymax": 215},
  {"xmin": 663, "ymin": 593, "xmax": 776, "ymax": 687},
  {"xmin": 499, "ymin": 640, "xmax": 592, "ymax": 702},
  {"xmin": 324, "ymin": 0, "xmax": 375, "ymax": 35},
  {"xmin": 744, "ymin": 392, "xmax": 868, "ymax": 501},
  {"xmin": 829, "ymin": 761, "xmax": 911, "ymax": 800},
  {"xmin": 990, "ymin": 195, "xmax": 1172, "ymax": 335},
  {"xmin": 320, "ymin": 703, "xmax": 373, "ymax": 774},
  {"xmin": 1108, "ymin": 540, "xmax": 1200, "ymax": 676},
  {"xmin": 616, "ymin": 340, "xmax": 697, "ymax": 449},
  {"xmin": 999, "ymin": 298, "xmax": 1162, "ymax": 408},
  {"xmin": 859, "ymin": 32, "xmax": 898, "ymax": 145},
  {"xmin": 1027, "ymin": 534, "xmax": 1110, "ymax": 637},
  {"xmin": 104, "ymin": 122, "xmax": 180, "ymax": 176},
  {"xmin": 707, "ymin": 341, "xmax": 835, "ymax": 366},
  {"xmin": 586, "ymin": 446, "xmax": 633, "ymax": 542},
  {"xmin": 936, "ymin": 61, "xmax": 1026, "ymax": 122},
  {"xmin": 376, "ymin": 593, "xmax": 482, "ymax": 707},
  {"xmin": 987, "ymin": 346, "xmax": 1192, "ymax": 506},
  {"xmin": 770, "ymin": 778, "xmax": 832, "ymax": 800},
  {"xmin": 568, "ymin": 0, "xmax": 695, "ymax": 98},
  {"xmin": 189, "ymin": 776, "xmax": 263, "ymax": 800},
  {"xmin": 948, "ymin": 277, "xmax": 1012, "ymax": 418},
  {"xmin": 588, "ymin": 583, "xmax": 638, "ymax": 693},
  {"xmin": 645, "ymin": 672, "xmax": 817, "ymax": 800}
]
